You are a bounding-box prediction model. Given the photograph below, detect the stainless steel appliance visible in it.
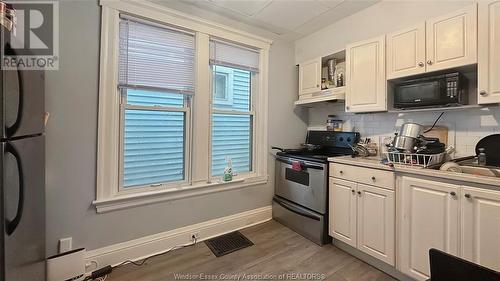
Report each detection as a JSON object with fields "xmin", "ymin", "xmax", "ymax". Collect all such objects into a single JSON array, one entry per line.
[
  {"xmin": 394, "ymin": 72, "xmax": 467, "ymax": 109},
  {"xmin": 272, "ymin": 131, "xmax": 360, "ymax": 245},
  {"xmin": 1, "ymin": 12, "xmax": 46, "ymax": 281},
  {"xmin": 393, "ymin": 123, "xmax": 424, "ymax": 152}
]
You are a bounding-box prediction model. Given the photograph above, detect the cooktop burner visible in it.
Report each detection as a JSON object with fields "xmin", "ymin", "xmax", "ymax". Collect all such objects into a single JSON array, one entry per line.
[{"xmin": 273, "ymin": 131, "xmax": 360, "ymax": 163}]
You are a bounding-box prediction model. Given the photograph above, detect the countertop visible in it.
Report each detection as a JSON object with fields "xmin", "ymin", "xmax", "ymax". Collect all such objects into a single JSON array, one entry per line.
[{"xmin": 328, "ymin": 156, "xmax": 500, "ymax": 188}]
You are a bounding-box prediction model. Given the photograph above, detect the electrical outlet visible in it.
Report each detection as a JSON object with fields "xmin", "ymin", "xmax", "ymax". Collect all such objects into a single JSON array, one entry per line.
[
  {"xmin": 59, "ymin": 237, "xmax": 72, "ymax": 253},
  {"xmin": 191, "ymin": 232, "xmax": 200, "ymax": 240}
]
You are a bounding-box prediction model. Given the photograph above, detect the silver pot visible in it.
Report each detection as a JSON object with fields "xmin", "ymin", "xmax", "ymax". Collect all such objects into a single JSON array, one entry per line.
[
  {"xmin": 399, "ymin": 123, "xmax": 424, "ymax": 139},
  {"xmin": 393, "ymin": 135, "xmax": 417, "ymax": 152}
]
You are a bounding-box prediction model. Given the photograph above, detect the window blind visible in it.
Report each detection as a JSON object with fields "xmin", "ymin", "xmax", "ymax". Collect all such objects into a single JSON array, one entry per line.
[
  {"xmin": 209, "ymin": 39, "xmax": 259, "ymax": 72},
  {"xmin": 119, "ymin": 17, "xmax": 196, "ymax": 94}
]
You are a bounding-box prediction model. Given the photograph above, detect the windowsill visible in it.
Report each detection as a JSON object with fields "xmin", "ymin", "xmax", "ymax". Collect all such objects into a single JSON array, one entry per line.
[{"xmin": 93, "ymin": 175, "xmax": 269, "ymax": 213}]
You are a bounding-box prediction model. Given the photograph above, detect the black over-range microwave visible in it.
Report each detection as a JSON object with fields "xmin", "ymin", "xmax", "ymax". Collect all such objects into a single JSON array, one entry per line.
[{"xmin": 394, "ymin": 72, "xmax": 468, "ymax": 109}]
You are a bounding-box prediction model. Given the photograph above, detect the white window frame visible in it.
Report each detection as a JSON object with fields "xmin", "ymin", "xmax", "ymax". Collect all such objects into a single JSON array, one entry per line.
[
  {"xmin": 95, "ymin": 0, "xmax": 271, "ymax": 213},
  {"xmin": 118, "ymin": 89, "xmax": 192, "ymax": 194},
  {"xmin": 209, "ymin": 65, "xmax": 255, "ymax": 179}
]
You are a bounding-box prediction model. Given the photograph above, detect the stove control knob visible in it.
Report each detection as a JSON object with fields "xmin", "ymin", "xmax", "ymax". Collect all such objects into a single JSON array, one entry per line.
[
  {"xmin": 347, "ymin": 137, "xmax": 352, "ymax": 142},
  {"xmin": 339, "ymin": 137, "xmax": 344, "ymax": 142}
]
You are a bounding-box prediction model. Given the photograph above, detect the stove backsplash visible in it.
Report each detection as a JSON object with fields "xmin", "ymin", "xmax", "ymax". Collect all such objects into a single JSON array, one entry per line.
[{"xmin": 308, "ymin": 103, "xmax": 500, "ymax": 158}]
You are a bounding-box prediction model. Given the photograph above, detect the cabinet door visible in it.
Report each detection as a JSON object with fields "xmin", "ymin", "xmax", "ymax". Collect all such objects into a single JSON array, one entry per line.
[
  {"xmin": 399, "ymin": 177, "xmax": 460, "ymax": 281},
  {"xmin": 386, "ymin": 23, "xmax": 426, "ymax": 80},
  {"xmin": 478, "ymin": 1, "xmax": 500, "ymax": 104},
  {"xmin": 461, "ymin": 187, "xmax": 500, "ymax": 272},
  {"xmin": 345, "ymin": 36, "xmax": 386, "ymax": 113},
  {"xmin": 298, "ymin": 57, "xmax": 321, "ymax": 96},
  {"xmin": 426, "ymin": 4, "xmax": 477, "ymax": 72},
  {"xmin": 329, "ymin": 178, "xmax": 357, "ymax": 247},
  {"xmin": 357, "ymin": 184, "xmax": 395, "ymax": 265}
]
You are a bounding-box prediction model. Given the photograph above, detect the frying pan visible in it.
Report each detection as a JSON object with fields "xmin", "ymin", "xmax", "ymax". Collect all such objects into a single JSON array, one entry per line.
[{"xmin": 475, "ymin": 134, "xmax": 500, "ymax": 167}]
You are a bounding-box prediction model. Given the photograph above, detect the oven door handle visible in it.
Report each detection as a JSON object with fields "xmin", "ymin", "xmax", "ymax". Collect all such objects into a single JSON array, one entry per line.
[
  {"xmin": 276, "ymin": 157, "xmax": 324, "ymax": 170},
  {"xmin": 273, "ymin": 198, "xmax": 321, "ymax": 221}
]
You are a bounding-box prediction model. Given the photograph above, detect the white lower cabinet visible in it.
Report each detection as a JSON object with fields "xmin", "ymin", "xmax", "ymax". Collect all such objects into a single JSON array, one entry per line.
[
  {"xmin": 399, "ymin": 176, "xmax": 460, "ymax": 281},
  {"xmin": 329, "ymin": 178, "xmax": 357, "ymax": 247},
  {"xmin": 329, "ymin": 177, "xmax": 395, "ymax": 266},
  {"xmin": 461, "ymin": 187, "xmax": 500, "ymax": 272},
  {"xmin": 357, "ymin": 183, "xmax": 395, "ymax": 265}
]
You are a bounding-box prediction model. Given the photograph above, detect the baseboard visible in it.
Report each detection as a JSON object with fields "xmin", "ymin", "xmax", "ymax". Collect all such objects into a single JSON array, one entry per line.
[
  {"xmin": 333, "ymin": 239, "xmax": 416, "ymax": 281},
  {"xmin": 85, "ymin": 206, "xmax": 272, "ymax": 272}
]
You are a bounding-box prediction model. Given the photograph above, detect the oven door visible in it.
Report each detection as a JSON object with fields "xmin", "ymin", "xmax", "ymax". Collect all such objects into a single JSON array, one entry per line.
[{"xmin": 274, "ymin": 156, "xmax": 327, "ymax": 214}]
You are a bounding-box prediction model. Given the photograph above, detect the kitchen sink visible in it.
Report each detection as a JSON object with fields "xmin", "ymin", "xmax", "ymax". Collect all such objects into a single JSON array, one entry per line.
[
  {"xmin": 440, "ymin": 158, "xmax": 500, "ymax": 178},
  {"xmin": 455, "ymin": 159, "xmax": 500, "ymax": 178}
]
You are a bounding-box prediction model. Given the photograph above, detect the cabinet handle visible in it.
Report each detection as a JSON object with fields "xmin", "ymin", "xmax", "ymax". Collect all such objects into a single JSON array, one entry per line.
[
  {"xmin": 357, "ymin": 191, "xmax": 362, "ymax": 195},
  {"xmin": 371, "ymin": 176, "xmax": 376, "ymax": 181},
  {"xmin": 427, "ymin": 60, "xmax": 433, "ymax": 65},
  {"xmin": 339, "ymin": 170, "xmax": 344, "ymax": 174},
  {"xmin": 464, "ymin": 193, "xmax": 471, "ymax": 199},
  {"xmin": 450, "ymin": 191, "xmax": 456, "ymax": 196},
  {"xmin": 418, "ymin": 62, "xmax": 424, "ymax": 67},
  {"xmin": 480, "ymin": 91, "xmax": 488, "ymax": 96},
  {"xmin": 351, "ymin": 189, "xmax": 355, "ymax": 194},
  {"xmin": 316, "ymin": 84, "xmax": 319, "ymax": 88},
  {"xmin": 346, "ymin": 106, "xmax": 350, "ymax": 110}
]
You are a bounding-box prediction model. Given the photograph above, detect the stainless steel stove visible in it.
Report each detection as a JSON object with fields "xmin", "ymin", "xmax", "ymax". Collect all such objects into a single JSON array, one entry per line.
[{"xmin": 272, "ymin": 131, "xmax": 360, "ymax": 245}]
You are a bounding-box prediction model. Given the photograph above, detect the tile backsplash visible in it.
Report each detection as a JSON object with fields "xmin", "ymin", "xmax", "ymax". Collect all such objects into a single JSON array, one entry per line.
[{"xmin": 308, "ymin": 103, "xmax": 500, "ymax": 157}]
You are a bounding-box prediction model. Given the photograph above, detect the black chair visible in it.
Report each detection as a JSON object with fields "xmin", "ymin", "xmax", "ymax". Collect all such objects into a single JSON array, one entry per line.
[{"xmin": 428, "ymin": 248, "xmax": 500, "ymax": 281}]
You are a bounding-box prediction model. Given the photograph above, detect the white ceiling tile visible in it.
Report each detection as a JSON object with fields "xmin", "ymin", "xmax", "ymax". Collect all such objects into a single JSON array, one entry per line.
[
  {"xmin": 294, "ymin": 0, "xmax": 378, "ymax": 36},
  {"xmin": 209, "ymin": 0, "xmax": 272, "ymax": 16},
  {"xmin": 253, "ymin": 1, "xmax": 330, "ymax": 30},
  {"xmin": 152, "ymin": 0, "xmax": 379, "ymax": 40},
  {"xmin": 316, "ymin": 0, "xmax": 343, "ymax": 9}
]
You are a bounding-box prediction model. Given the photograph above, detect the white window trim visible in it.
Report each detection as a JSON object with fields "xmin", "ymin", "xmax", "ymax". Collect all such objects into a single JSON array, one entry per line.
[
  {"xmin": 209, "ymin": 66, "xmax": 255, "ymax": 178},
  {"xmin": 118, "ymin": 91, "xmax": 192, "ymax": 194},
  {"xmin": 95, "ymin": 0, "xmax": 271, "ymax": 213}
]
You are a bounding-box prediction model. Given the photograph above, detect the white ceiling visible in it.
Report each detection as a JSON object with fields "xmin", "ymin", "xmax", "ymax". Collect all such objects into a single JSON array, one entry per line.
[{"xmin": 153, "ymin": 0, "xmax": 379, "ymax": 39}]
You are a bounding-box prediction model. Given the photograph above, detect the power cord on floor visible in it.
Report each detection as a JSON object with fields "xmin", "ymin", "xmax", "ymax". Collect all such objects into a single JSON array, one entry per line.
[
  {"xmin": 84, "ymin": 236, "xmax": 198, "ymax": 280},
  {"xmin": 114, "ymin": 236, "xmax": 198, "ymax": 268}
]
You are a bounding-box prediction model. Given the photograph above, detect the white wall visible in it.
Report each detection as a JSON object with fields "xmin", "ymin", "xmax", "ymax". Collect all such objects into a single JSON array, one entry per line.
[
  {"xmin": 295, "ymin": 0, "xmax": 500, "ymax": 157},
  {"xmin": 45, "ymin": 0, "xmax": 306, "ymax": 255}
]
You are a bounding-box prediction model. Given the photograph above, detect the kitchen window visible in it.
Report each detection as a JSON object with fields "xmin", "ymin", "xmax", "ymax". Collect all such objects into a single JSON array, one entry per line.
[
  {"xmin": 210, "ymin": 40, "xmax": 259, "ymax": 177},
  {"xmin": 118, "ymin": 16, "xmax": 193, "ymax": 191},
  {"xmin": 96, "ymin": 1, "xmax": 270, "ymax": 212}
]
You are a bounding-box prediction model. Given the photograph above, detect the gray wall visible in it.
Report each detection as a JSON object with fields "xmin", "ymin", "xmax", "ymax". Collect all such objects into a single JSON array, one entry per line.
[{"xmin": 45, "ymin": 1, "xmax": 306, "ymax": 255}]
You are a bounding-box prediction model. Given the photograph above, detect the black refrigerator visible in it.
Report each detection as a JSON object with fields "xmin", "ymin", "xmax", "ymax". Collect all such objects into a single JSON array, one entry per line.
[{"xmin": 0, "ymin": 28, "xmax": 46, "ymax": 281}]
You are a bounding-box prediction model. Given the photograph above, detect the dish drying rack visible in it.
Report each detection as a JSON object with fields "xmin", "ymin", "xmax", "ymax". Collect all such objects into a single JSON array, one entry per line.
[{"xmin": 385, "ymin": 151, "xmax": 446, "ymax": 168}]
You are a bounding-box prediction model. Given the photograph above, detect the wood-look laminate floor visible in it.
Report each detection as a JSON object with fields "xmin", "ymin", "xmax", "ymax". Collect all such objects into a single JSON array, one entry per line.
[{"xmin": 108, "ymin": 220, "xmax": 397, "ymax": 281}]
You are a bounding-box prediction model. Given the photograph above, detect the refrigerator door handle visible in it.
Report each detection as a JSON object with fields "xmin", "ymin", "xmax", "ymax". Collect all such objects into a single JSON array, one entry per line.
[
  {"xmin": 5, "ymin": 142, "xmax": 24, "ymax": 235},
  {"xmin": 5, "ymin": 46, "xmax": 23, "ymax": 137}
]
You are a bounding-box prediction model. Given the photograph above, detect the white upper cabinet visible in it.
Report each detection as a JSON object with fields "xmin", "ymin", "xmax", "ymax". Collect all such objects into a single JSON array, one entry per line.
[
  {"xmin": 478, "ymin": 1, "xmax": 500, "ymax": 104},
  {"xmin": 399, "ymin": 177, "xmax": 460, "ymax": 281},
  {"xmin": 387, "ymin": 5, "xmax": 477, "ymax": 81},
  {"xmin": 426, "ymin": 4, "xmax": 477, "ymax": 72},
  {"xmin": 386, "ymin": 23, "xmax": 426, "ymax": 79},
  {"xmin": 461, "ymin": 187, "xmax": 500, "ymax": 272},
  {"xmin": 298, "ymin": 57, "xmax": 321, "ymax": 96},
  {"xmin": 346, "ymin": 36, "xmax": 386, "ymax": 113}
]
